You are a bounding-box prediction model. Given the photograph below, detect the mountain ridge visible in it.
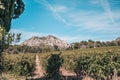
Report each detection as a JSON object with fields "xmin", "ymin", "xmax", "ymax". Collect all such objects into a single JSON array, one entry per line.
[{"xmin": 21, "ymin": 35, "xmax": 70, "ymax": 49}]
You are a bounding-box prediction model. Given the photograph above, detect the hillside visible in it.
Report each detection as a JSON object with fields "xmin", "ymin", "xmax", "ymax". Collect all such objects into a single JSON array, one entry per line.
[{"xmin": 22, "ymin": 35, "xmax": 69, "ymax": 49}]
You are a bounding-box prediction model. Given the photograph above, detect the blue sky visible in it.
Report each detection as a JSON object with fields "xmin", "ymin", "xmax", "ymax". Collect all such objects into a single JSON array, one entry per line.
[{"xmin": 11, "ymin": 0, "xmax": 120, "ymax": 43}]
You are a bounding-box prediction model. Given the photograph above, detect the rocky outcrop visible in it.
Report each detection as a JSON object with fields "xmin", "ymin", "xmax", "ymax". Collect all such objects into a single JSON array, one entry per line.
[{"xmin": 22, "ymin": 35, "xmax": 69, "ymax": 49}]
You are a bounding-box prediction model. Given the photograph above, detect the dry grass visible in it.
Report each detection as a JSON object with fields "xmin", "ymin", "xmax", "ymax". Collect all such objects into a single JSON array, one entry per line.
[
  {"xmin": 2, "ymin": 73, "xmax": 25, "ymax": 80},
  {"xmin": 83, "ymin": 76, "xmax": 94, "ymax": 80}
]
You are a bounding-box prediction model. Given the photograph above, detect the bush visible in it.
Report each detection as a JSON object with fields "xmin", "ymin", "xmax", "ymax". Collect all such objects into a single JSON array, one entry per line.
[
  {"xmin": 74, "ymin": 52, "xmax": 120, "ymax": 79},
  {"xmin": 38, "ymin": 46, "xmax": 120, "ymax": 79},
  {"xmin": 3, "ymin": 53, "xmax": 35, "ymax": 76},
  {"xmin": 46, "ymin": 53, "xmax": 63, "ymax": 79}
]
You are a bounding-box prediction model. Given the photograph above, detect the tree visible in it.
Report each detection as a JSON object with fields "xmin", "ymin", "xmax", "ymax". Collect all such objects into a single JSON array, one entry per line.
[
  {"xmin": 0, "ymin": 0, "xmax": 24, "ymax": 79},
  {"xmin": 74, "ymin": 42, "xmax": 80, "ymax": 49},
  {"xmin": 80, "ymin": 41, "xmax": 88, "ymax": 45},
  {"xmin": 87, "ymin": 40, "xmax": 94, "ymax": 48},
  {"xmin": 46, "ymin": 54, "xmax": 63, "ymax": 79},
  {"xmin": 96, "ymin": 41, "xmax": 102, "ymax": 47},
  {"xmin": 79, "ymin": 41, "xmax": 88, "ymax": 49}
]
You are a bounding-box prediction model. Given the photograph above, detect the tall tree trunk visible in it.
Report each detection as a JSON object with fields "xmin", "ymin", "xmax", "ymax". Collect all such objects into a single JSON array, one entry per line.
[
  {"xmin": 0, "ymin": 37, "xmax": 4, "ymax": 79},
  {"xmin": 0, "ymin": 51, "xmax": 3, "ymax": 79}
]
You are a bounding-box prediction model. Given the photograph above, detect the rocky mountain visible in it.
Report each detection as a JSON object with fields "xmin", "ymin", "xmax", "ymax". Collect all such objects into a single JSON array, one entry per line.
[{"xmin": 21, "ymin": 35, "xmax": 70, "ymax": 49}]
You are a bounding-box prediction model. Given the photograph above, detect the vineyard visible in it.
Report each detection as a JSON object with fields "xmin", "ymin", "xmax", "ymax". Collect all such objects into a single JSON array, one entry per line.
[
  {"xmin": 2, "ymin": 53, "xmax": 35, "ymax": 79},
  {"xmin": 2, "ymin": 46, "xmax": 120, "ymax": 79}
]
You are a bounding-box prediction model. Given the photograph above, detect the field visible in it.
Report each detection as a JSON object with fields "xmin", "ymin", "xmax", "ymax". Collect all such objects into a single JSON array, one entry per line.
[
  {"xmin": 2, "ymin": 46, "xmax": 120, "ymax": 80},
  {"xmin": 2, "ymin": 53, "xmax": 35, "ymax": 80}
]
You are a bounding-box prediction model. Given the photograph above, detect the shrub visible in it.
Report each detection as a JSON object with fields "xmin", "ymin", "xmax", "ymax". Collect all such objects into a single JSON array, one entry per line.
[
  {"xmin": 3, "ymin": 53, "xmax": 35, "ymax": 76},
  {"xmin": 46, "ymin": 53, "xmax": 64, "ymax": 79},
  {"xmin": 38, "ymin": 46, "xmax": 120, "ymax": 79}
]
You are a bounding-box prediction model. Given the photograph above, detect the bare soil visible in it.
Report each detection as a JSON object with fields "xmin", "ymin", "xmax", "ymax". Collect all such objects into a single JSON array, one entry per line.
[
  {"xmin": 33, "ymin": 54, "xmax": 77, "ymax": 79},
  {"xmin": 33, "ymin": 54, "xmax": 45, "ymax": 79},
  {"xmin": 33, "ymin": 54, "xmax": 120, "ymax": 80}
]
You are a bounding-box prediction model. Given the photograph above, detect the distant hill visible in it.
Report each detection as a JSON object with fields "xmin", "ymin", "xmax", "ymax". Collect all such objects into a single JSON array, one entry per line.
[
  {"xmin": 21, "ymin": 35, "xmax": 70, "ymax": 49},
  {"xmin": 5, "ymin": 36, "xmax": 120, "ymax": 54}
]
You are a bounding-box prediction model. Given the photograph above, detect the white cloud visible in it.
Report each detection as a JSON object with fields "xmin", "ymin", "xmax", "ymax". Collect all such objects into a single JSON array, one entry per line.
[
  {"xmin": 90, "ymin": 0, "xmax": 115, "ymax": 24},
  {"xmin": 10, "ymin": 29, "xmax": 76, "ymax": 43},
  {"xmin": 10, "ymin": 27, "xmax": 120, "ymax": 44},
  {"xmin": 10, "ymin": 29, "xmax": 97, "ymax": 43},
  {"xmin": 100, "ymin": 0, "xmax": 115, "ymax": 23},
  {"xmin": 35, "ymin": 0, "xmax": 70, "ymax": 25},
  {"xmin": 35, "ymin": 0, "xmax": 119, "ymax": 31},
  {"xmin": 33, "ymin": 0, "xmax": 120, "ymax": 42},
  {"xmin": 10, "ymin": 29, "xmax": 45, "ymax": 43},
  {"xmin": 58, "ymin": 34, "xmax": 115, "ymax": 43},
  {"xmin": 59, "ymin": 35, "xmax": 95, "ymax": 43},
  {"xmin": 37, "ymin": 0, "xmax": 120, "ymax": 32},
  {"xmin": 66, "ymin": 9, "xmax": 120, "ymax": 33},
  {"xmin": 53, "ymin": 5, "xmax": 68, "ymax": 13}
]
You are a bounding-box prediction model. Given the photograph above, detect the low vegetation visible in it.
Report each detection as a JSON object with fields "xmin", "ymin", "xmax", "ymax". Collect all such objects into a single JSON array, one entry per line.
[
  {"xmin": 2, "ymin": 46, "xmax": 120, "ymax": 79},
  {"xmin": 38, "ymin": 46, "xmax": 120, "ymax": 79},
  {"xmin": 3, "ymin": 53, "xmax": 35, "ymax": 77}
]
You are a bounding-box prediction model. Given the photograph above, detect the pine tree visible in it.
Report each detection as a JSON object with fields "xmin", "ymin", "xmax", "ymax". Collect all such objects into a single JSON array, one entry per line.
[{"xmin": 0, "ymin": 0, "xmax": 24, "ymax": 79}]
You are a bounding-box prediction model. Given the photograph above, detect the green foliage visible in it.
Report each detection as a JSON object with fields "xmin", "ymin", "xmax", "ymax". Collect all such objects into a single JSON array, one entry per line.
[
  {"xmin": 5, "ymin": 44, "xmax": 55, "ymax": 54},
  {"xmin": 0, "ymin": 0, "xmax": 24, "ymax": 78},
  {"xmin": 0, "ymin": 27, "xmax": 22, "ymax": 76},
  {"xmin": 2, "ymin": 46, "xmax": 120, "ymax": 79},
  {"xmin": 3, "ymin": 53, "xmax": 35, "ymax": 76},
  {"xmin": 0, "ymin": 0, "xmax": 25, "ymax": 31},
  {"xmin": 70, "ymin": 38, "xmax": 120, "ymax": 50},
  {"xmin": 38, "ymin": 46, "xmax": 120, "ymax": 79},
  {"xmin": 0, "ymin": 32, "xmax": 21, "ymax": 52},
  {"xmin": 46, "ymin": 53, "xmax": 63, "ymax": 79}
]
